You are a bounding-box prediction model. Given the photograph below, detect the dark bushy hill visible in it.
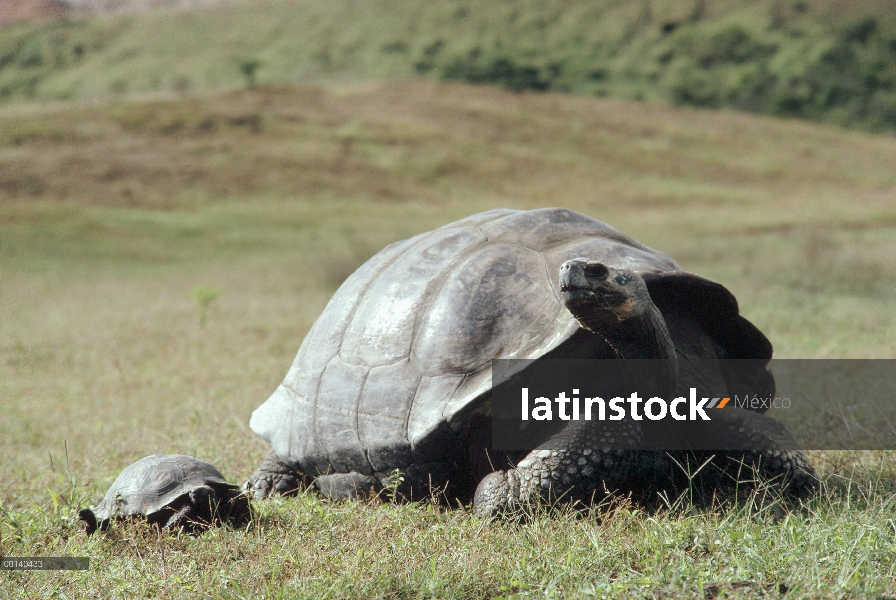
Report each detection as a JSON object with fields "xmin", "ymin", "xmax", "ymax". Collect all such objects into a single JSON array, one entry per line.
[{"xmin": 1, "ymin": 0, "xmax": 895, "ymax": 132}]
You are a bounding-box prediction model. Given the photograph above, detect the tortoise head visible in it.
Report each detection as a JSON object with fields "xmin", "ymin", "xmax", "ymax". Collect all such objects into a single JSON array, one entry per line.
[
  {"xmin": 559, "ymin": 257, "xmax": 677, "ymax": 391},
  {"xmin": 559, "ymin": 258, "xmax": 653, "ymax": 333}
]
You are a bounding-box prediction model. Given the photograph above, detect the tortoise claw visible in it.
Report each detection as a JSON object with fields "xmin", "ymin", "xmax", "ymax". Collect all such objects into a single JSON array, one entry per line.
[{"xmin": 245, "ymin": 451, "xmax": 308, "ymax": 499}]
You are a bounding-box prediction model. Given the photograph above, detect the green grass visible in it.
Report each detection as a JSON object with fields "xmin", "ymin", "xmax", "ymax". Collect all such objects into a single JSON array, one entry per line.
[
  {"xmin": 2, "ymin": 0, "xmax": 896, "ymax": 131},
  {"xmin": 1, "ymin": 81, "xmax": 895, "ymax": 597},
  {"xmin": 5, "ymin": 486, "xmax": 896, "ymax": 598}
]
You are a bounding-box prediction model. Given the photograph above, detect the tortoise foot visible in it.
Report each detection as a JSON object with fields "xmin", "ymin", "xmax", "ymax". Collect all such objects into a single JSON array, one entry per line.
[
  {"xmin": 472, "ymin": 470, "xmax": 520, "ymax": 518},
  {"xmin": 245, "ymin": 451, "xmax": 308, "ymax": 499}
]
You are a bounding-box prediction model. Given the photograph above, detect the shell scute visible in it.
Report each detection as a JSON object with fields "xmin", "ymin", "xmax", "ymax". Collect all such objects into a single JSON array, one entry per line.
[
  {"xmin": 357, "ymin": 359, "xmax": 422, "ymax": 471},
  {"xmin": 411, "ymin": 243, "xmax": 557, "ymax": 374},
  {"xmin": 476, "ymin": 207, "xmax": 640, "ymax": 252},
  {"xmin": 340, "ymin": 227, "xmax": 487, "ymax": 367},
  {"xmin": 291, "ymin": 233, "xmax": 420, "ymax": 375},
  {"xmin": 310, "ymin": 356, "xmax": 370, "ymax": 475}
]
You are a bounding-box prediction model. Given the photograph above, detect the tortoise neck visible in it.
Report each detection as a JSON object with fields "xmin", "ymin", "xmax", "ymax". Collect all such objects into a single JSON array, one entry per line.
[
  {"xmin": 599, "ymin": 303, "xmax": 678, "ymax": 394},
  {"xmin": 605, "ymin": 304, "xmax": 674, "ymax": 358}
]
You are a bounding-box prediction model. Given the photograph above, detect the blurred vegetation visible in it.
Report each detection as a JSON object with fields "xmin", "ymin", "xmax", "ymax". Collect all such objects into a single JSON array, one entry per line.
[
  {"xmin": 192, "ymin": 284, "xmax": 219, "ymax": 326},
  {"xmin": 2, "ymin": 0, "xmax": 896, "ymax": 132}
]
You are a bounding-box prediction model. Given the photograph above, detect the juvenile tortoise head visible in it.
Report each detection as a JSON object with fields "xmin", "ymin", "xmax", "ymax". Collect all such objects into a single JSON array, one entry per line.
[{"xmin": 559, "ymin": 258, "xmax": 653, "ymax": 333}]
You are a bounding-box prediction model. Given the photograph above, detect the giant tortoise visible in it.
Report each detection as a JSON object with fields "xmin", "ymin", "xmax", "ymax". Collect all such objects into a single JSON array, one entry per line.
[{"xmin": 246, "ymin": 208, "xmax": 816, "ymax": 516}]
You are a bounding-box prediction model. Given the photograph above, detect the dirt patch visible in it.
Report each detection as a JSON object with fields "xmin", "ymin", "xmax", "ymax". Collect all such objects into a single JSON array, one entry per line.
[
  {"xmin": 0, "ymin": 0, "xmax": 244, "ymax": 26},
  {"xmin": 0, "ymin": 0, "xmax": 67, "ymax": 26}
]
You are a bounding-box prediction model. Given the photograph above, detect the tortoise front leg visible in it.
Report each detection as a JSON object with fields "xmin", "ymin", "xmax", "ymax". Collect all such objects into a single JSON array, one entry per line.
[
  {"xmin": 163, "ymin": 503, "xmax": 197, "ymax": 531},
  {"xmin": 245, "ymin": 450, "xmax": 309, "ymax": 499},
  {"xmin": 472, "ymin": 419, "xmax": 642, "ymax": 518},
  {"xmin": 163, "ymin": 486, "xmax": 212, "ymax": 531}
]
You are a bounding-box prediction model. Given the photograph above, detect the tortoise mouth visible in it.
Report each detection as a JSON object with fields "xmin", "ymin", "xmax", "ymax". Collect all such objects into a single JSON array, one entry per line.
[
  {"xmin": 561, "ymin": 289, "xmax": 586, "ymax": 305},
  {"xmin": 561, "ymin": 284, "xmax": 629, "ymax": 309},
  {"xmin": 560, "ymin": 283, "xmax": 595, "ymax": 303}
]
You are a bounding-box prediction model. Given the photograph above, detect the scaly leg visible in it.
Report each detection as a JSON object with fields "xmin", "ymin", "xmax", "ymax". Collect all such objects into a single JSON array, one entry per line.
[{"xmin": 245, "ymin": 450, "xmax": 309, "ymax": 499}]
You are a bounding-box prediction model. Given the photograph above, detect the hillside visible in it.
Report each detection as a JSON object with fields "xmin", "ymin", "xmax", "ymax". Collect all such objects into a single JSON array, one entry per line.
[
  {"xmin": 2, "ymin": 81, "xmax": 896, "ymax": 597},
  {"xmin": 2, "ymin": 0, "xmax": 896, "ymax": 132},
  {"xmin": 2, "ymin": 81, "xmax": 894, "ymax": 359}
]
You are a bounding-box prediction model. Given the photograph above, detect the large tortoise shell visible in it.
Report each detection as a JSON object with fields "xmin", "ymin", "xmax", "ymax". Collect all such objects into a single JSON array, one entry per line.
[{"xmin": 251, "ymin": 208, "xmax": 769, "ymax": 477}]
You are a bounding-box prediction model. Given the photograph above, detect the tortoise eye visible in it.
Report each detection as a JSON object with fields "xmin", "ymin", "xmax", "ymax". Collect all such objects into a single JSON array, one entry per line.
[{"xmin": 583, "ymin": 263, "xmax": 608, "ymax": 281}]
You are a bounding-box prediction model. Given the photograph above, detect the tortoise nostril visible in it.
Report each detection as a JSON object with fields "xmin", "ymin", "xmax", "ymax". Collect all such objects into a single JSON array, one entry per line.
[{"xmin": 583, "ymin": 263, "xmax": 609, "ymax": 281}]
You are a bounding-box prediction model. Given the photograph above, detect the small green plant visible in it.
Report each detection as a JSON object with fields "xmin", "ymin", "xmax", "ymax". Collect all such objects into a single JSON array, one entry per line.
[
  {"xmin": 385, "ymin": 468, "xmax": 405, "ymax": 501},
  {"xmin": 191, "ymin": 285, "xmax": 219, "ymax": 327},
  {"xmin": 238, "ymin": 59, "xmax": 262, "ymax": 89}
]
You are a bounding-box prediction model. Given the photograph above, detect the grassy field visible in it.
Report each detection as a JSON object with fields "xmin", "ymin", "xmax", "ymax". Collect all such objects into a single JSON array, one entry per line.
[
  {"xmin": 1, "ymin": 80, "xmax": 896, "ymax": 597},
  {"xmin": 3, "ymin": 0, "xmax": 896, "ymax": 131}
]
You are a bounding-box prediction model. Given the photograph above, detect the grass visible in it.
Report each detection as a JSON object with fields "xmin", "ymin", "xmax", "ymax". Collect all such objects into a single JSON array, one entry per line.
[
  {"xmin": 2, "ymin": 0, "xmax": 896, "ymax": 131},
  {"xmin": 6, "ymin": 487, "xmax": 896, "ymax": 598},
  {"xmin": 1, "ymin": 80, "xmax": 895, "ymax": 597}
]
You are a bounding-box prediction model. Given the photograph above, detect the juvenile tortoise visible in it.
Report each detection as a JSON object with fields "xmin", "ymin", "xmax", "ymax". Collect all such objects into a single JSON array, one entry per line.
[
  {"xmin": 246, "ymin": 208, "xmax": 816, "ymax": 516},
  {"xmin": 79, "ymin": 454, "xmax": 251, "ymax": 534}
]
